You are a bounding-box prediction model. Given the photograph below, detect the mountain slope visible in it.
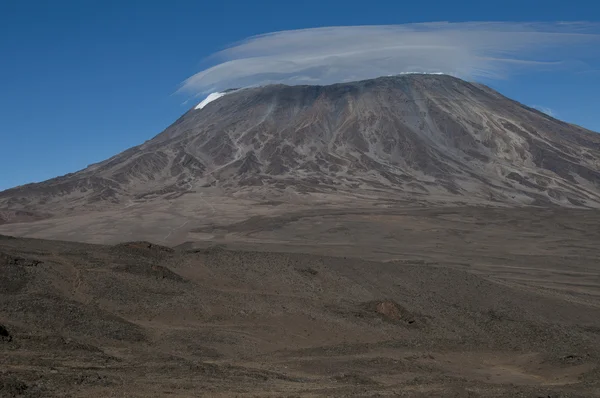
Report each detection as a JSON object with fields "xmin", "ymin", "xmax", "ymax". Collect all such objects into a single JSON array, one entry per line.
[{"xmin": 2, "ymin": 74, "xmax": 600, "ymax": 217}]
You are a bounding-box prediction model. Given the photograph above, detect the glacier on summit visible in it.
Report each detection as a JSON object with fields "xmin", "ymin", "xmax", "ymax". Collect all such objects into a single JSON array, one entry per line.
[{"xmin": 195, "ymin": 92, "xmax": 228, "ymax": 110}]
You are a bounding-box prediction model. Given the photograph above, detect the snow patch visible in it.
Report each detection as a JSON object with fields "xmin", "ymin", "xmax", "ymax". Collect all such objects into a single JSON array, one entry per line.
[
  {"xmin": 195, "ymin": 92, "xmax": 227, "ymax": 110},
  {"xmin": 388, "ymin": 72, "xmax": 448, "ymax": 76}
]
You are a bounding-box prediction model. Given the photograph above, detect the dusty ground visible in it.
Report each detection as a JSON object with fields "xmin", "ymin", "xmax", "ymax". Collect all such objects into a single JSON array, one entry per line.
[{"xmin": 2, "ymin": 205, "xmax": 600, "ymax": 396}]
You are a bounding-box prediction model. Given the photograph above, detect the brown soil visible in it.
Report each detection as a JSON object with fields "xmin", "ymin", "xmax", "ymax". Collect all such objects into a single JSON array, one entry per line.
[{"xmin": 1, "ymin": 206, "xmax": 600, "ymax": 396}]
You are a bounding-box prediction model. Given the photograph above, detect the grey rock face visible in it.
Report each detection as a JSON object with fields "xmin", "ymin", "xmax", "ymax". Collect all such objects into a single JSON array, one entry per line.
[{"xmin": 2, "ymin": 74, "xmax": 600, "ymax": 211}]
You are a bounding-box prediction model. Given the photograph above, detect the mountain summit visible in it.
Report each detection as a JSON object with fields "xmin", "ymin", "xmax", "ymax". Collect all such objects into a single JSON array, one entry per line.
[{"xmin": 2, "ymin": 74, "xmax": 600, "ymax": 219}]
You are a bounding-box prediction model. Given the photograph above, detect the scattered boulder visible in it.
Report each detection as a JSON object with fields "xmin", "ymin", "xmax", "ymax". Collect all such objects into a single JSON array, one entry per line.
[
  {"xmin": 112, "ymin": 263, "xmax": 185, "ymax": 282},
  {"xmin": 296, "ymin": 267, "xmax": 318, "ymax": 277},
  {"xmin": 115, "ymin": 241, "xmax": 174, "ymax": 253},
  {"xmin": 0, "ymin": 376, "xmax": 28, "ymax": 396},
  {"xmin": 197, "ymin": 244, "xmax": 228, "ymax": 254},
  {"xmin": 149, "ymin": 264, "xmax": 185, "ymax": 281},
  {"xmin": 0, "ymin": 324, "xmax": 12, "ymax": 342},
  {"xmin": 366, "ymin": 300, "xmax": 420, "ymax": 326},
  {"xmin": 559, "ymin": 354, "xmax": 585, "ymax": 365},
  {"xmin": 376, "ymin": 300, "xmax": 402, "ymax": 319},
  {"xmin": 332, "ymin": 373, "xmax": 378, "ymax": 385},
  {"xmin": 0, "ymin": 252, "xmax": 42, "ymax": 267}
]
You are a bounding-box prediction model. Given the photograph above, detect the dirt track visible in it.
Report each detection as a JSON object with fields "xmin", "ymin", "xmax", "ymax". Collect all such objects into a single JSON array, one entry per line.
[{"xmin": 2, "ymin": 206, "xmax": 600, "ymax": 396}]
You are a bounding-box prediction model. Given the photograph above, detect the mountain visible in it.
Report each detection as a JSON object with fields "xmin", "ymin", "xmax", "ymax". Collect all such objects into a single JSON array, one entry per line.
[{"xmin": 2, "ymin": 74, "xmax": 600, "ymax": 221}]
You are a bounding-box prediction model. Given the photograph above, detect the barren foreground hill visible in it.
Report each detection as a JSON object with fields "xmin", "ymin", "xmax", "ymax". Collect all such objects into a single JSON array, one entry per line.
[{"xmin": 2, "ymin": 206, "xmax": 600, "ymax": 397}]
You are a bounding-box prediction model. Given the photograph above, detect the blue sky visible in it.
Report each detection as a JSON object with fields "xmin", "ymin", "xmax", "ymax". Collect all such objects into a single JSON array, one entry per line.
[{"xmin": 0, "ymin": 0, "xmax": 598, "ymax": 191}]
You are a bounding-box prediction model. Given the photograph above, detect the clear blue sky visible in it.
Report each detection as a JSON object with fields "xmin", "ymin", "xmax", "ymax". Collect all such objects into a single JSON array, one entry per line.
[{"xmin": 1, "ymin": 0, "xmax": 598, "ymax": 191}]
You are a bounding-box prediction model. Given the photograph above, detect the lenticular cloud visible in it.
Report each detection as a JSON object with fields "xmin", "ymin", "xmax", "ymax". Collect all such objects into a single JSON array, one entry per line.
[{"xmin": 180, "ymin": 22, "xmax": 600, "ymax": 95}]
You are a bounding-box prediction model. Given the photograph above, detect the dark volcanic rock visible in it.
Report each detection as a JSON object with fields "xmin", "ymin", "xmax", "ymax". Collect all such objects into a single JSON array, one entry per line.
[
  {"xmin": 0, "ymin": 252, "xmax": 42, "ymax": 267},
  {"xmin": 0, "ymin": 324, "xmax": 11, "ymax": 342}
]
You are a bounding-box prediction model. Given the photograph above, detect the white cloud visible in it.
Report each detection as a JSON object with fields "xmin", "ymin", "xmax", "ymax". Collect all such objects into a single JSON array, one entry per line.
[
  {"xmin": 533, "ymin": 105, "xmax": 556, "ymax": 117},
  {"xmin": 180, "ymin": 22, "xmax": 600, "ymax": 95}
]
